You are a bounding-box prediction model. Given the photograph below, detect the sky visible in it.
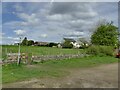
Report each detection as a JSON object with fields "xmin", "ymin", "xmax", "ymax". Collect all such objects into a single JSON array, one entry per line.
[{"xmin": 1, "ymin": 1, "xmax": 119, "ymax": 44}]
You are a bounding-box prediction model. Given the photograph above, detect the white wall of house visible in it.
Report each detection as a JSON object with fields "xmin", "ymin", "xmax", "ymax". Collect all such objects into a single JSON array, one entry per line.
[
  {"xmin": 71, "ymin": 42, "xmax": 81, "ymax": 48},
  {"xmin": 57, "ymin": 44, "xmax": 62, "ymax": 48}
]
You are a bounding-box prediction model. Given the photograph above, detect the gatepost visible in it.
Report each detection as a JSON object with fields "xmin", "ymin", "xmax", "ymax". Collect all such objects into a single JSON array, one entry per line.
[{"xmin": 27, "ymin": 53, "xmax": 32, "ymax": 64}]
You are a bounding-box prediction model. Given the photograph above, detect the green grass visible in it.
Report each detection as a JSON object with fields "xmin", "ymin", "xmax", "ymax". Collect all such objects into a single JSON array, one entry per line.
[
  {"xmin": 2, "ymin": 56, "xmax": 118, "ymax": 84},
  {"xmin": 2, "ymin": 45, "xmax": 84, "ymax": 59},
  {"xmin": 2, "ymin": 45, "xmax": 119, "ymax": 84},
  {"xmin": 41, "ymin": 56, "xmax": 118, "ymax": 68}
]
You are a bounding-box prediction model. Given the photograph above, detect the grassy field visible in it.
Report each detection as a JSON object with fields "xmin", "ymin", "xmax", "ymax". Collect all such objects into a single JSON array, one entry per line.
[
  {"xmin": 2, "ymin": 45, "xmax": 84, "ymax": 59},
  {"xmin": 2, "ymin": 56, "xmax": 118, "ymax": 83},
  {"xmin": 2, "ymin": 45, "xmax": 119, "ymax": 84}
]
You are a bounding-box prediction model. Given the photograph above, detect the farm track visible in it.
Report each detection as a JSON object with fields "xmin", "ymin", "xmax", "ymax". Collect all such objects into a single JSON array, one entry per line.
[{"xmin": 3, "ymin": 63, "xmax": 118, "ymax": 88}]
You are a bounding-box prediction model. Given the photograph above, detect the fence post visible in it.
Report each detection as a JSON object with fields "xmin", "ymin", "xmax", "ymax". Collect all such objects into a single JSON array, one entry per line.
[
  {"xmin": 6, "ymin": 48, "xmax": 8, "ymax": 61},
  {"xmin": 27, "ymin": 53, "xmax": 32, "ymax": 64}
]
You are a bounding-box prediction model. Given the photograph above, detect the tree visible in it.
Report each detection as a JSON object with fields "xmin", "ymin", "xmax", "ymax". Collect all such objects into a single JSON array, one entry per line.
[
  {"xmin": 91, "ymin": 21, "xmax": 118, "ymax": 46},
  {"xmin": 27, "ymin": 40, "xmax": 34, "ymax": 46},
  {"xmin": 21, "ymin": 37, "xmax": 28, "ymax": 46},
  {"xmin": 62, "ymin": 40, "xmax": 73, "ymax": 48},
  {"xmin": 48, "ymin": 42, "xmax": 58, "ymax": 47},
  {"xmin": 79, "ymin": 38, "xmax": 89, "ymax": 48}
]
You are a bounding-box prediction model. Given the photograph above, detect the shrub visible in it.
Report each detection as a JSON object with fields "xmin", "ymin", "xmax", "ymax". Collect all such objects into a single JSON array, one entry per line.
[
  {"xmin": 62, "ymin": 41, "xmax": 73, "ymax": 48},
  {"xmin": 48, "ymin": 43, "xmax": 58, "ymax": 47},
  {"xmin": 99, "ymin": 46, "xmax": 114, "ymax": 56},
  {"xmin": 86, "ymin": 45, "xmax": 100, "ymax": 55},
  {"xmin": 86, "ymin": 45, "xmax": 114, "ymax": 56}
]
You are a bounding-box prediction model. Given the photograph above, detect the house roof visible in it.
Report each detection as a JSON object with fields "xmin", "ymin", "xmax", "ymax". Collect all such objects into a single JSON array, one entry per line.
[
  {"xmin": 34, "ymin": 41, "xmax": 49, "ymax": 45},
  {"xmin": 63, "ymin": 38, "xmax": 76, "ymax": 42}
]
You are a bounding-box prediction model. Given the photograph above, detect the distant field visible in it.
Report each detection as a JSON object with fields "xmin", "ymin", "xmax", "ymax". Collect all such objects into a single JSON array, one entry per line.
[
  {"xmin": 2, "ymin": 45, "xmax": 84, "ymax": 59},
  {"xmin": 2, "ymin": 56, "xmax": 118, "ymax": 83}
]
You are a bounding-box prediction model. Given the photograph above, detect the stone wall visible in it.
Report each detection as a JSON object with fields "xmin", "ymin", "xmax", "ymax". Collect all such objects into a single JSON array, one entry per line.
[
  {"xmin": 32, "ymin": 54, "xmax": 87, "ymax": 62},
  {"xmin": 2, "ymin": 53, "xmax": 87, "ymax": 64}
]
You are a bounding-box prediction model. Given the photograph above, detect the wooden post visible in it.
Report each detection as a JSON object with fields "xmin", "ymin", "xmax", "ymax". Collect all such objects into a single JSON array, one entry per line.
[
  {"xmin": 27, "ymin": 53, "xmax": 32, "ymax": 64},
  {"xmin": 5, "ymin": 48, "xmax": 7, "ymax": 60},
  {"xmin": 25, "ymin": 53, "xmax": 27, "ymax": 64},
  {"xmin": 31, "ymin": 53, "xmax": 33, "ymax": 63}
]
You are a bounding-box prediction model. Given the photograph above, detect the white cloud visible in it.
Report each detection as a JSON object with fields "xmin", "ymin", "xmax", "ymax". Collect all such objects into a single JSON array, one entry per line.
[
  {"xmin": 0, "ymin": 3, "xmax": 2, "ymax": 15},
  {"xmin": 1, "ymin": 36, "xmax": 20, "ymax": 45},
  {"xmin": 3, "ymin": 21, "xmax": 22, "ymax": 29},
  {"xmin": 17, "ymin": 13, "xmax": 40, "ymax": 26},
  {"xmin": 40, "ymin": 34, "xmax": 48, "ymax": 38},
  {"xmin": 14, "ymin": 3, "xmax": 24, "ymax": 12},
  {"xmin": 2, "ymin": 0, "xmax": 120, "ymax": 2},
  {"xmin": 14, "ymin": 29, "xmax": 26, "ymax": 35},
  {"xmin": 47, "ymin": 14, "xmax": 72, "ymax": 21},
  {"xmin": 49, "ymin": 2, "xmax": 98, "ymax": 20},
  {"xmin": 0, "ymin": 32, "xmax": 5, "ymax": 36},
  {"xmin": 7, "ymin": 37, "xmax": 19, "ymax": 40},
  {"xmin": 64, "ymin": 31, "xmax": 84, "ymax": 37},
  {"xmin": 2, "ymin": 2, "xmax": 118, "ymax": 44},
  {"xmin": 68, "ymin": 19, "xmax": 93, "ymax": 28}
]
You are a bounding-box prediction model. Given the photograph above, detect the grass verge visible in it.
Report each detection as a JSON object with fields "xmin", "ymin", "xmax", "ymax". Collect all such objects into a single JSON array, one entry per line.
[{"xmin": 2, "ymin": 56, "xmax": 118, "ymax": 84}]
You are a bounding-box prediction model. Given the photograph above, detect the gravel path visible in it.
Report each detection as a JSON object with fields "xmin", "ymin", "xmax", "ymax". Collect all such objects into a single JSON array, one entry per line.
[{"xmin": 3, "ymin": 63, "xmax": 118, "ymax": 88}]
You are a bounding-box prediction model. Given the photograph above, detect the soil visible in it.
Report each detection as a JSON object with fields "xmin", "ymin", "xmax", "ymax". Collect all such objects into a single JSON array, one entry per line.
[{"xmin": 3, "ymin": 63, "xmax": 118, "ymax": 88}]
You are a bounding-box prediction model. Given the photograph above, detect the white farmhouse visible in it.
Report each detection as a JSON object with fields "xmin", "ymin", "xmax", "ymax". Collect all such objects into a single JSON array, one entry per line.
[{"xmin": 71, "ymin": 42, "xmax": 81, "ymax": 48}]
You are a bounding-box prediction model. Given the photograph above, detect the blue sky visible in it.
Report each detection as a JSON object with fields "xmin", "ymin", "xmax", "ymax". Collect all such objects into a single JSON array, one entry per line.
[{"xmin": 1, "ymin": 2, "xmax": 118, "ymax": 44}]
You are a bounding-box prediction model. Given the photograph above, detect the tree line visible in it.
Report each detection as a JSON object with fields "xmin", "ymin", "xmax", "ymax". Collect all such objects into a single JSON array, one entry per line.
[
  {"xmin": 21, "ymin": 37, "xmax": 34, "ymax": 46},
  {"xmin": 20, "ymin": 20, "xmax": 119, "ymax": 48}
]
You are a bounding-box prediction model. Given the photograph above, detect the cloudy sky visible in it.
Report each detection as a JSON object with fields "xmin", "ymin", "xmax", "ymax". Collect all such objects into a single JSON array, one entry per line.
[{"xmin": 1, "ymin": 2, "xmax": 118, "ymax": 44}]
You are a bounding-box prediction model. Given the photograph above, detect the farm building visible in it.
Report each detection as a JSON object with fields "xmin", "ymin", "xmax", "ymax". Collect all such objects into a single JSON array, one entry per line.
[
  {"xmin": 62, "ymin": 38, "xmax": 89, "ymax": 48},
  {"xmin": 34, "ymin": 41, "xmax": 49, "ymax": 46}
]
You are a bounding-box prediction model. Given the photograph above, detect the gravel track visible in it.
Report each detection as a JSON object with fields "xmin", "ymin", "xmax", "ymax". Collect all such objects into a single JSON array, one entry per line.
[{"xmin": 3, "ymin": 63, "xmax": 118, "ymax": 88}]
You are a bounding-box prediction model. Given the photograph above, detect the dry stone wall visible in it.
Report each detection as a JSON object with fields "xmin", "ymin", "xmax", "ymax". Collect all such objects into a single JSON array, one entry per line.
[{"xmin": 32, "ymin": 54, "xmax": 87, "ymax": 62}]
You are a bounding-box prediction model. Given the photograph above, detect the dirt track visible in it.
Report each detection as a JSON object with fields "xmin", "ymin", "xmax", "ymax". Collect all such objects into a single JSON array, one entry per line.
[{"xmin": 3, "ymin": 63, "xmax": 118, "ymax": 88}]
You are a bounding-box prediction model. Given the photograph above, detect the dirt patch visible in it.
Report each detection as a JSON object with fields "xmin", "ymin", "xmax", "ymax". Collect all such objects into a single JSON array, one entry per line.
[{"xmin": 3, "ymin": 63, "xmax": 118, "ymax": 88}]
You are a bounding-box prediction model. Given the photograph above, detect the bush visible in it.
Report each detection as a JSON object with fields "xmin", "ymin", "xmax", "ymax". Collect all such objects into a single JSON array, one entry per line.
[
  {"xmin": 48, "ymin": 43, "xmax": 58, "ymax": 47},
  {"xmin": 62, "ymin": 41, "xmax": 73, "ymax": 48},
  {"xmin": 86, "ymin": 45, "xmax": 100, "ymax": 55},
  {"xmin": 79, "ymin": 44, "xmax": 89, "ymax": 49},
  {"xmin": 86, "ymin": 45, "xmax": 114, "ymax": 56},
  {"xmin": 99, "ymin": 46, "xmax": 113, "ymax": 56}
]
